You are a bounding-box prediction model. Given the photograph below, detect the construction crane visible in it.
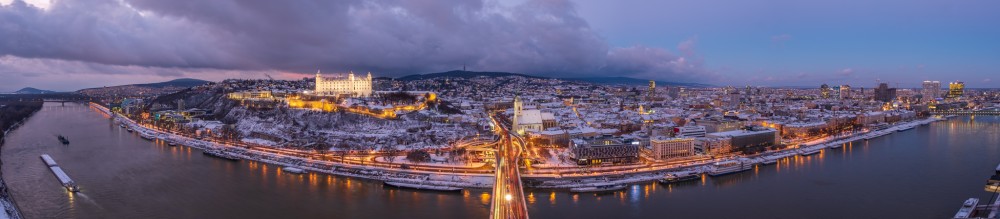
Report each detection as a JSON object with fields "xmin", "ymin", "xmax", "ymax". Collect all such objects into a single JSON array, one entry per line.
[{"xmin": 264, "ymin": 74, "xmax": 274, "ymax": 81}]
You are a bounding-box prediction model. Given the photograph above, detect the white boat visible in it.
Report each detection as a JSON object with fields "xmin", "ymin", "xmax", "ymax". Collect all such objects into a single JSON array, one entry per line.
[
  {"xmin": 569, "ymin": 184, "xmax": 628, "ymax": 193},
  {"xmin": 282, "ymin": 166, "xmax": 307, "ymax": 174},
  {"xmin": 383, "ymin": 181, "xmax": 463, "ymax": 192},
  {"xmin": 829, "ymin": 143, "xmax": 843, "ymax": 149},
  {"xmin": 798, "ymin": 147, "xmax": 821, "ymax": 156},
  {"xmin": 708, "ymin": 160, "xmax": 752, "ymax": 176},
  {"xmin": 954, "ymin": 198, "xmax": 978, "ymax": 218},
  {"xmin": 896, "ymin": 125, "xmax": 915, "ymax": 132},
  {"xmin": 760, "ymin": 155, "xmax": 783, "ymax": 165}
]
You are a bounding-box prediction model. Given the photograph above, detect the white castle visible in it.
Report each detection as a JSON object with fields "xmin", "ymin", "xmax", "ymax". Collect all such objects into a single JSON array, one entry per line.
[{"xmin": 315, "ymin": 70, "xmax": 373, "ymax": 97}]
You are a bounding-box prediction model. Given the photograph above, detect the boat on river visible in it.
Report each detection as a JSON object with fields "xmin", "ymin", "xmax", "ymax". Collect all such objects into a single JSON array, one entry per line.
[
  {"xmin": 798, "ymin": 147, "xmax": 822, "ymax": 156},
  {"xmin": 657, "ymin": 172, "xmax": 700, "ymax": 184},
  {"xmin": 282, "ymin": 166, "xmax": 307, "ymax": 174},
  {"xmin": 708, "ymin": 160, "xmax": 752, "ymax": 176},
  {"xmin": 57, "ymin": 135, "xmax": 70, "ymax": 145},
  {"xmin": 896, "ymin": 125, "xmax": 915, "ymax": 132},
  {"xmin": 40, "ymin": 154, "xmax": 80, "ymax": 192},
  {"xmin": 569, "ymin": 184, "xmax": 628, "ymax": 193},
  {"xmin": 203, "ymin": 149, "xmax": 241, "ymax": 161},
  {"xmin": 383, "ymin": 181, "xmax": 462, "ymax": 192},
  {"xmin": 954, "ymin": 198, "xmax": 978, "ymax": 218}
]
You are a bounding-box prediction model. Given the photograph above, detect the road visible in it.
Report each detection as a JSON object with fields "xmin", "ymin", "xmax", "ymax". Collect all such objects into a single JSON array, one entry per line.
[{"xmin": 489, "ymin": 114, "xmax": 529, "ymax": 219}]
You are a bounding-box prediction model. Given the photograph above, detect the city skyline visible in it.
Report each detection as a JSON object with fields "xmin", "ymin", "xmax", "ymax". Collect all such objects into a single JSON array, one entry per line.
[{"xmin": 1, "ymin": 0, "xmax": 999, "ymax": 91}]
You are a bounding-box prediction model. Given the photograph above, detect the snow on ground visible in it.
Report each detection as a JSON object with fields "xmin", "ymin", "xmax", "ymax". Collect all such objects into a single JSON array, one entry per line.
[
  {"xmin": 375, "ymin": 156, "xmax": 485, "ymax": 168},
  {"xmin": 241, "ymin": 138, "xmax": 277, "ymax": 146}
]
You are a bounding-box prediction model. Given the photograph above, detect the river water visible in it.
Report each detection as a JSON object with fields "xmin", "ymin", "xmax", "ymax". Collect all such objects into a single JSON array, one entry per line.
[{"xmin": 3, "ymin": 103, "xmax": 999, "ymax": 218}]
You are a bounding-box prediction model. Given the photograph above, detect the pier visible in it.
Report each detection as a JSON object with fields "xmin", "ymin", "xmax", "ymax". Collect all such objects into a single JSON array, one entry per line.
[{"xmin": 39, "ymin": 154, "xmax": 79, "ymax": 192}]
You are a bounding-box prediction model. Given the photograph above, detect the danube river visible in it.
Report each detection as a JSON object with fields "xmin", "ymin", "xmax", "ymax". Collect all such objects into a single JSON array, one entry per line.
[{"xmin": 3, "ymin": 103, "xmax": 999, "ymax": 218}]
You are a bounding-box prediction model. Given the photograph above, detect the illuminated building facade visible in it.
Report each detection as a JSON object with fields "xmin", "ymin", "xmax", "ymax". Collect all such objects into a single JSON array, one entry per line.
[
  {"xmin": 315, "ymin": 70, "xmax": 373, "ymax": 97},
  {"xmin": 648, "ymin": 137, "xmax": 695, "ymax": 160},
  {"xmin": 947, "ymin": 81, "xmax": 964, "ymax": 99},
  {"xmin": 839, "ymin": 85, "xmax": 852, "ymax": 99},
  {"xmin": 820, "ymin": 84, "xmax": 831, "ymax": 99},
  {"xmin": 570, "ymin": 137, "xmax": 639, "ymax": 165}
]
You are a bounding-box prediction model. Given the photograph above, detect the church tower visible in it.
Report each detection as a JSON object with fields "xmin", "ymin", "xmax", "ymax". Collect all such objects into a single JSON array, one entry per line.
[{"xmin": 512, "ymin": 96, "xmax": 523, "ymax": 130}]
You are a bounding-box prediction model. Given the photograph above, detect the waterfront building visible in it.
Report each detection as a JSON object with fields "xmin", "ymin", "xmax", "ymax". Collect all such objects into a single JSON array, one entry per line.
[
  {"xmin": 782, "ymin": 122, "xmax": 827, "ymax": 139},
  {"xmin": 921, "ymin": 81, "xmax": 941, "ymax": 102},
  {"xmin": 570, "ymin": 137, "xmax": 639, "ymax": 165},
  {"xmin": 696, "ymin": 136, "xmax": 733, "ymax": 156},
  {"xmin": 648, "ymin": 137, "xmax": 695, "ymax": 161},
  {"xmin": 858, "ymin": 111, "xmax": 886, "ymax": 125},
  {"xmin": 315, "ymin": 70, "xmax": 373, "ymax": 97},
  {"xmin": 948, "ymin": 81, "xmax": 965, "ymax": 99},
  {"xmin": 874, "ymin": 83, "xmax": 896, "ymax": 102},
  {"xmin": 707, "ymin": 127, "xmax": 779, "ymax": 154}
]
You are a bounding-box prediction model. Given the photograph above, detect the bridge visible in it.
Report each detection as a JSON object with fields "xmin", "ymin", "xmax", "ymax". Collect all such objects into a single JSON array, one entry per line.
[
  {"xmin": 42, "ymin": 99, "xmax": 90, "ymax": 106},
  {"xmin": 489, "ymin": 114, "xmax": 529, "ymax": 219}
]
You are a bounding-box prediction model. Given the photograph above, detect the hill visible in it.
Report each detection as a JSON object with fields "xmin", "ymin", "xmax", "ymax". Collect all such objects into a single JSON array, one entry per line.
[
  {"xmin": 562, "ymin": 77, "xmax": 712, "ymax": 87},
  {"xmin": 134, "ymin": 78, "xmax": 212, "ymax": 88},
  {"xmin": 396, "ymin": 70, "xmax": 710, "ymax": 87},
  {"xmin": 13, "ymin": 87, "xmax": 58, "ymax": 94},
  {"xmin": 396, "ymin": 70, "xmax": 545, "ymax": 81},
  {"xmin": 76, "ymin": 78, "xmax": 213, "ymax": 98}
]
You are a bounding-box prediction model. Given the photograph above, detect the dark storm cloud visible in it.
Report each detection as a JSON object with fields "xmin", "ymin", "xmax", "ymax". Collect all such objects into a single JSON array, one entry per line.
[{"xmin": 0, "ymin": 0, "xmax": 713, "ymax": 82}]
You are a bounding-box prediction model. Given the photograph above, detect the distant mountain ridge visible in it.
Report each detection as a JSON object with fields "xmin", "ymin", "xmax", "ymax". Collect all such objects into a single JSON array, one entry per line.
[
  {"xmin": 397, "ymin": 70, "xmax": 546, "ymax": 81},
  {"xmin": 13, "ymin": 87, "xmax": 58, "ymax": 94},
  {"xmin": 78, "ymin": 78, "xmax": 212, "ymax": 91},
  {"xmin": 396, "ymin": 70, "xmax": 711, "ymax": 87},
  {"xmin": 134, "ymin": 78, "xmax": 212, "ymax": 88},
  {"xmin": 562, "ymin": 77, "xmax": 712, "ymax": 87}
]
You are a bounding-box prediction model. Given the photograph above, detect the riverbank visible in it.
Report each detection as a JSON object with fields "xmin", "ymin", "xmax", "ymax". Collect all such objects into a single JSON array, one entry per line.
[
  {"xmin": 96, "ymin": 102, "xmax": 946, "ymax": 191},
  {"xmin": 0, "ymin": 101, "xmax": 42, "ymax": 219},
  {"xmin": 93, "ymin": 103, "xmax": 497, "ymax": 189}
]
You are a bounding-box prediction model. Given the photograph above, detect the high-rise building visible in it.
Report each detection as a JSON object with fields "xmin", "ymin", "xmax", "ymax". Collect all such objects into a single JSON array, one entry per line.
[
  {"xmin": 647, "ymin": 80, "xmax": 656, "ymax": 100},
  {"xmin": 874, "ymin": 83, "xmax": 896, "ymax": 102},
  {"xmin": 315, "ymin": 70, "xmax": 373, "ymax": 97},
  {"xmin": 947, "ymin": 81, "xmax": 965, "ymax": 99},
  {"xmin": 820, "ymin": 84, "xmax": 831, "ymax": 99},
  {"xmin": 839, "ymin": 85, "xmax": 851, "ymax": 99},
  {"xmin": 921, "ymin": 81, "xmax": 941, "ymax": 102}
]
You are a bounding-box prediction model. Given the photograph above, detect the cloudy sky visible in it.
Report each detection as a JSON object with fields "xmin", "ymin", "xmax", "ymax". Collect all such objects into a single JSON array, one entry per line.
[{"xmin": 1, "ymin": 0, "xmax": 998, "ymax": 91}]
